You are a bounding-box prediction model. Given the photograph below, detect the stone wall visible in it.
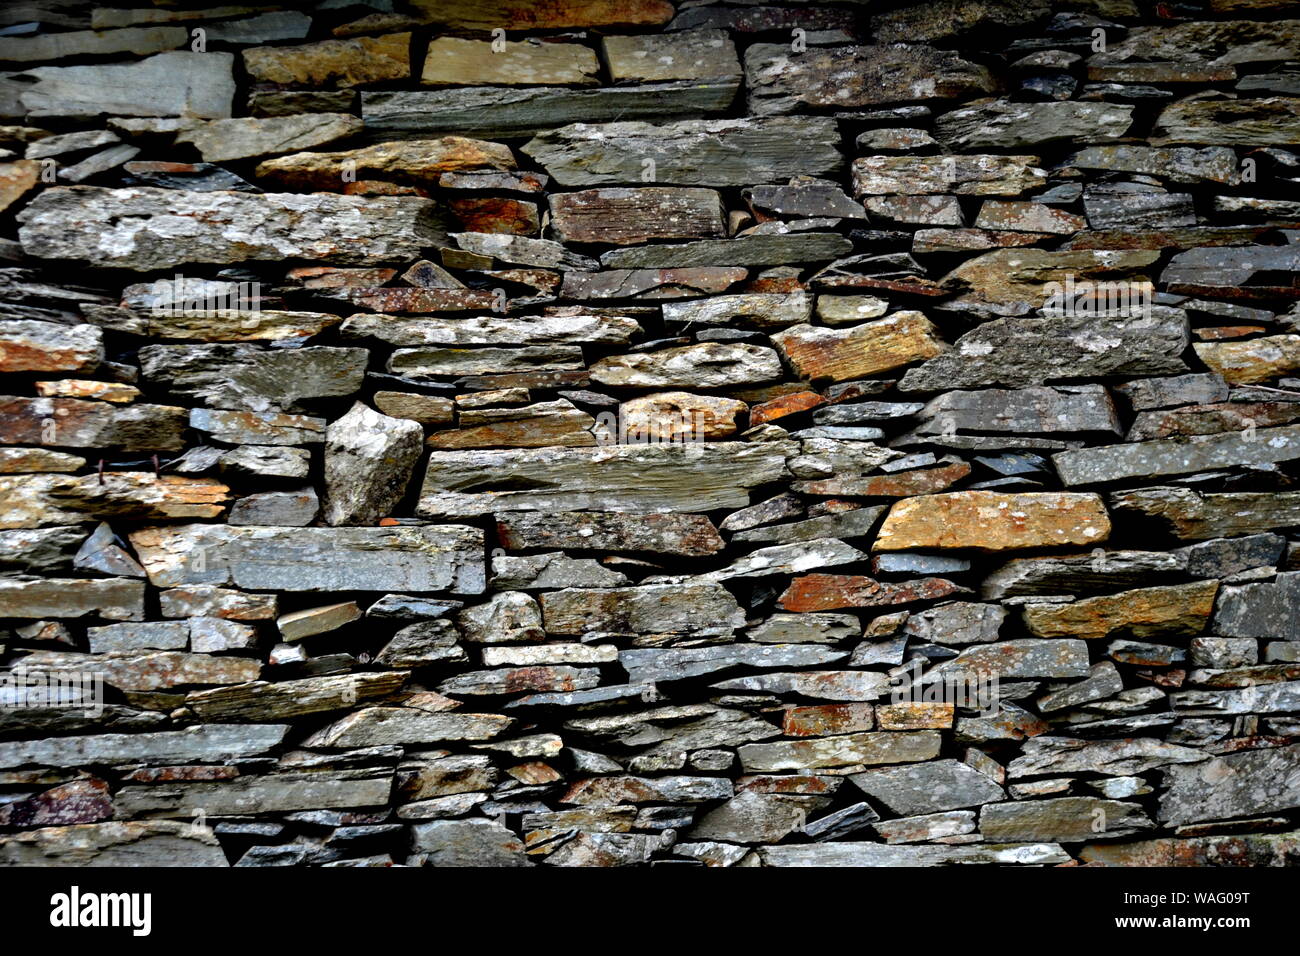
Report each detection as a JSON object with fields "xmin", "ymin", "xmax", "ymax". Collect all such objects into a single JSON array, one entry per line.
[{"xmin": 1, "ymin": 0, "xmax": 1300, "ymax": 867}]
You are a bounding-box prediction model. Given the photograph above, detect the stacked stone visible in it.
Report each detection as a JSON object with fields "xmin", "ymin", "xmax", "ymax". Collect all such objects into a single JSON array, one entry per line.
[{"xmin": 1, "ymin": 0, "xmax": 1299, "ymax": 867}]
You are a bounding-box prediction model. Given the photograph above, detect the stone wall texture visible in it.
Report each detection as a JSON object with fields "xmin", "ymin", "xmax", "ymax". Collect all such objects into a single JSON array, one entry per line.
[{"xmin": 1, "ymin": 0, "xmax": 1300, "ymax": 868}]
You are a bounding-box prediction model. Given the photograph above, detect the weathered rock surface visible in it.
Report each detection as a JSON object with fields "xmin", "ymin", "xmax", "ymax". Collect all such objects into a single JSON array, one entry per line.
[{"xmin": 19, "ymin": 188, "xmax": 442, "ymax": 268}]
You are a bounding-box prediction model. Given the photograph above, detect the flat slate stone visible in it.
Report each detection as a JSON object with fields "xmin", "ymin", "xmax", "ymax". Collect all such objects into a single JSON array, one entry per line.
[
  {"xmin": 19, "ymin": 187, "xmax": 442, "ymax": 269},
  {"xmin": 851, "ymin": 759, "xmax": 1005, "ymax": 815},
  {"xmin": 899, "ymin": 312, "xmax": 1188, "ymax": 391},
  {"xmin": 744, "ymin": 43, "xmax": 994, "ymax": 114},
  {"xmin": 361, "ymin": 81, "xmax": 739, "ymax": 138},
  {"xmin": 418, "ymin": 441, "xmax": 791, "ymax": 515},
  {"xmin": 522, "ymin": 117, "xmax": 843, "ymax": 187},
  {"xmin": 128, "ymin": 524, "xmax": 485, "ymax": 593}
]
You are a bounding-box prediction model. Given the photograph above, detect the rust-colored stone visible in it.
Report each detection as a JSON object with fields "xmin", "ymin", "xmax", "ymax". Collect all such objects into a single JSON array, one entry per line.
[
  {"xmin": 782, "ymin": 702, "xmax": 874, "ymax": 737},
  {"xmin": 772, "ymin": 312, "xmax": 946, "ymax": 382},
  {"xmin": 749, "ymin": 390, "xmax": 825, "ymax": 425},
  {"xmin": 874, "ymin": 491, "xmax": 1111, "ymax": 553},
  {"xmin": 777, "ymin": 574, "xmax": 963, "ymax": 612}
]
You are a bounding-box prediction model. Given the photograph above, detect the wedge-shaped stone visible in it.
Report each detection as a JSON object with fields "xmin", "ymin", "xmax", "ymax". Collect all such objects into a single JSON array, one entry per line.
[
  {"xmin": 874, "ymin": 491, "xmax": 1110, "ymax": 553},
  {"xmin": 981, "ymin": 797, "xmax": 1153, "ymax": 842},
  {"xmin": 549, "ymin": 187, "xmax": 724, "ymax": 244},
  {"xmin": 900, "ymin": 311, "xmax": 1187, "ymax": 390},
  {"xmin": 11, "ymin": 51, "xmax": 235, "ymax": 119},
  {"xmin": 0, "ymin": 725, "xmax": 287, "ymax": 769},
  {"xmin": 422, "ymin": 37, "xmax": 598, "ymax": 86},
  {"xmin": 418, "ymin": 441, "xmax": 791, "ymax": 515},
  {"xmin": 0, "ymin": 320, "xmax": 101, "ymax": 373},
  {"xmin": 522, "ymin": 117, "xmax": 842, "ymax": 187},
  {"xmin": 497, "ymin": 512, "xmax": 724, "ymax": 557},
  {"xmin": 0, "ymin": 397, "xmax": 186, "ymax": 451},
  {"xmin": 129, "ymin": 524, "xmax": 485, "ymax": 593},
  {"xmin": 255, "ymin": 136, "xmax": 514, "ymax": 190},
  {"xmin": 189, "ymin": 409, "xmax": 324, "ymax": 446},
  {"xmin": 116, "ymin": 770, "xmax": 392, "ymax": 818},
  {"xmin": 542, "ymin": 584, "xmax": 744, "ymax": 638},
  {"xmin": 0, "ymin": 821, "xmax": 227, "ymax": 867},
  {"xmin": 0, "ymin": 577, "xmax": 144, "ymax": 621},
  {"xmin": 852, "ymin": 155, "xmax": 1045, "ymax": 196},
  {"xmin": 1008, "ymin": 737, "xmax": 1206, "ymax": 779},
  {"xmin": 242, "ymin": 33, "xmax": 409, "ymax": 88},
  {"xmin": 1022, "ymin": 581, "xmax": 1218, "ymax": 641},
  {"xmin": 851, "ymin": 759, "xmax": 1005, "ymax": 815},
  {"xmin": 1109, "ymin": 487, "xmax": 1300, "ymax": 541},
  {"xmin": 739, "ymin": 730, "xmax": 941, "ymax": 772},
  {"xmin": 745, "ymin": 43, "xmax": 994, "ymax": 114},
  {"xmin": 1160, "ymin": 744, "xmax": 1300, "ymax": 825},
  {"xmin": 772, "ymin": 313, "xmax": 945, "ymax": 384},
  {"xmin": 185, "ymin": 673, "xmax": 406, "ymax": 722},
  {"xmin": 930, "ymin": 639, "xmax": 1091, "ymax": 681},
  {"xmin": 1154, "ymin": 97, "xmax": 1300, "ymax": 145},
  {"xmin": 590, "ymin": 343, "xmax": 781, "ymax": 388},
  {"xmin": 18, "ymin": 187, "xmax": 442, "ymax": 269},
  {"xmin": 305, "ymin": 707, "xmax": 511, "ymax": 748},
  {"xmin": 175, "ymin": 113, "xmax": 363, "ymax": 163},
  {"xmin": 342, "ymin": 312, "xmax": 637, "ymax": 346},
  {"xmin": 1055, "ymin": 427, "xmax": 1300, "ymax": 486},
  {"xmin": 0, "ymin": 474, "xmax": 228, "ymax": 530},
  {"xmin": 936, "ymin": 101, "xmax": 1134, "ymax": 149}
]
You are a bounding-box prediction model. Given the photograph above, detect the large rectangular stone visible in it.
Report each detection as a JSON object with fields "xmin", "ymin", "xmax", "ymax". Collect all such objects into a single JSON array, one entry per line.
[
  {"xmin": 18, "ymin": 187, "xmax": 442, "ymax": 269},
  {"xmin": 522, "ymin": 117, "xmax": 842, "ymax": 187},
  {"xmin": 362, "ymin": 82, "xmax": 738, "ymax": 138},
  {"xmin": 0, "ymin": 725, "xmax": 288, "ymax": 769},
  {"xmin": 418, "ymin": 442, "xmax": 792, "ymax": 515},
  {"xmin": 128, "ymin": 524, "xmax": 485, "ymax": 593}
]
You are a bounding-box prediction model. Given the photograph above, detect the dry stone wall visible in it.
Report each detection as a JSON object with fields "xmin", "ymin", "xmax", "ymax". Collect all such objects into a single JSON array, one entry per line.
[{"xmin": 1, "ymin": 0, "xmax": 1300, "ymax": 867}]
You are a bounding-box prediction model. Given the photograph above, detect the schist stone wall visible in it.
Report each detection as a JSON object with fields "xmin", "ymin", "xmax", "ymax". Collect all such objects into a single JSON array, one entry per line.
[{"xmin": 1, "ymin": 0, "xmax": 1299, "ymax": 868}]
